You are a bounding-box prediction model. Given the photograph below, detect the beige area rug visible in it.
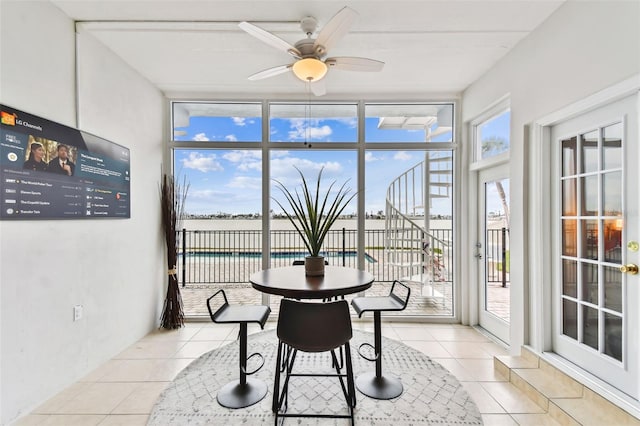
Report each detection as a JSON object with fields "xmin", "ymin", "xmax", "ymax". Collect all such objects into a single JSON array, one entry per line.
[{"xmin": 148, "ymin": 329, "xmax": 483, "ymax": 425}]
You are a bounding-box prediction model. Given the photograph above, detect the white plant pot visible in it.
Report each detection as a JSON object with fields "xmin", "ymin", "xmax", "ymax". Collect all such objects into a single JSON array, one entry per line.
[{"xmin": 304, "ymin": 255, "xmax": 325, "ymax": 276}]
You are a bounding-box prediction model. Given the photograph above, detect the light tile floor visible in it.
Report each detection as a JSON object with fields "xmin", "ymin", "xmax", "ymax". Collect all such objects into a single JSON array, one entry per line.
[{"xmin": 13, "ymin": 321, "xmax": 563, "ymax": 426}]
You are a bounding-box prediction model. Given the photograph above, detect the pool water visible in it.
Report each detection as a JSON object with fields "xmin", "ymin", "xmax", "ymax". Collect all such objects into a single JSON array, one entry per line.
[{"xmin": 183, "ymin": 250, "xmax": 377, "ymax": 263}]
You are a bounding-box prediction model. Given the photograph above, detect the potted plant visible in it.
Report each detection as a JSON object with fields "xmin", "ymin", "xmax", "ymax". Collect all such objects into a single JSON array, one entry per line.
[{"xmin": 272, "ymin": 166, "xmax": 356, "ymax": 276}]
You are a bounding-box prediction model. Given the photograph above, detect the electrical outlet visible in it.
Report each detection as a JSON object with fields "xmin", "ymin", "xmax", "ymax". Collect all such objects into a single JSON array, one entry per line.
[{"xmin": 73, "ymin": 305, "xmax": 83, "ymax": 321}]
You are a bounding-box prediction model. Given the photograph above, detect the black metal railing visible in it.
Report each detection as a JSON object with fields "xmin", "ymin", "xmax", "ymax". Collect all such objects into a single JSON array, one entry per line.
[
  {"xmin": 486, "ymin": 227, "xmax": 510, "ymax": 286},
  {"xmin": 178, "ymin": 228, "xmax": 453, "ymax": 287}
]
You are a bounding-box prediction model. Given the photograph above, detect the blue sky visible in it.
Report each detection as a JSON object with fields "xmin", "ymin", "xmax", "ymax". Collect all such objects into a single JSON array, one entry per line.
[
  {"xmin": 173, "ymin": 114, "xmax": 463, "ymax": 216},
  {"xmin": 479, "ymin": 110, "xmax": 511, "ymax": 157}
]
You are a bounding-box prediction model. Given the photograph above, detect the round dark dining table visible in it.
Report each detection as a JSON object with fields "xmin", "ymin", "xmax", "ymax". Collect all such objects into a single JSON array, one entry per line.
[{"xmin": 249, "ymin": 265, "xmax": 374, "ymax": 299}]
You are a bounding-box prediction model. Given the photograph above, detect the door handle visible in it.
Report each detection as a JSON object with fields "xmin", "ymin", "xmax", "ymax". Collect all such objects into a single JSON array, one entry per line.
[{"xmin": 620, "ymin": 264, "xmax": 639, "ymax": 275}]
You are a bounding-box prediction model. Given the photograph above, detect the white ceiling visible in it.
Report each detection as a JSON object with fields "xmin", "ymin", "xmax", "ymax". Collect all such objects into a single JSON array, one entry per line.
[{"xmin": 51, "ymin": 0, "xmax": 565, "ymax": 99}]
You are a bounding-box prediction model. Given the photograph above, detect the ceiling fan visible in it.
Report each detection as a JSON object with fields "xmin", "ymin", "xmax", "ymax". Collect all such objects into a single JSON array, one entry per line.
[{"xmin": 238, "ymin": 6, "xmax": 384, "ymax": 96}]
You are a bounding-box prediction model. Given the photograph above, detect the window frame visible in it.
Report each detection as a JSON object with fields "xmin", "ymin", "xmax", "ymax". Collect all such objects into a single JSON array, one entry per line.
[
  {"xmin": 167, "ymin": 99, "xmax": 460, "ymax": 318},
  {"xmin": 470, "ymin": 97, "xmax": 511, "ymax": 170}
]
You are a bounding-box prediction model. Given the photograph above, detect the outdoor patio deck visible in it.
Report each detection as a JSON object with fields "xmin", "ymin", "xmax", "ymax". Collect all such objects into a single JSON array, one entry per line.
[{"xmin": 181, "ymin": 279, "xmax": 510, "ymax": 320}]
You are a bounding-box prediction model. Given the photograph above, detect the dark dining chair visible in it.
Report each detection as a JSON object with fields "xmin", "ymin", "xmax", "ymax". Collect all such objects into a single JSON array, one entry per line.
[
  {"xmin": 273, "ymin": 298, "xmax": 356, "ymax": 425},
  {"xmin": 206, "ymin": 289, "xmax": 271, "ymax": 408},
  {"xmin": 350, "ymin": 280, "xmax": 410, "ymax": 399}
]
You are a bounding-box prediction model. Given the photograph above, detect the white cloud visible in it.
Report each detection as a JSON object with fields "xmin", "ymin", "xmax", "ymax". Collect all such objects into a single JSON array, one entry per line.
[
  {"xmin": 238, "ymin": 162, "xmax": 261, "ymax": 172},
  {"xmin": 287, "ymin": 119, "xmax": 333, "ymax": 141},
  {"xmin": 181, "ymin": 152, "xmax": 223, "ymax": 173},
  {"xmin": 193, "ymin": 132, "xmax": 210, "ymax": 141},
  {"xmin": 222, "ymin": 150, "xmax": 261, "ymax": 172},
  {"xmin": 270, "ymin": 157, "xmax": 313, "ymax": 179},
  {"xmin": 270, "ymin": 150, "xmax": 289, "ymax": 158},
  {"xmin": 225, "ymin": 134, "xmax": 238, "ymax": 142},
  {"xmin": 365, "ymin": 152, "xmax": 380, "ymax": 162},
  {"xmin": 335, "ymin": 117, "xmax": 358, "ymax": 128},
  {"xmin": 271, "ymin": 157, "xmax": 346, "ymax": 187},
  {"xmin": 289, "ymin": 125, "xmax": 332, "ymax": 140},
  {"xmin": 232, "ymin": 117, "xmax": 246, "ymax": 126},
  {"xmin": 189, "ymin": 188, "xmax": 223, "ymax": 200},
  {"xmin": 227, "ymin": 176, "xmax": 262, "ymax": 190},
  {"xmin": 222, "ymin": 150, "xmax": 261, "ymax": 162},
  {"xmin": 394, "ymin": 151, "xmax": 412, "ymax": 161},
  {"xmin": 188, "ymin": 189, "xmax": 238, "ymax": 210}
]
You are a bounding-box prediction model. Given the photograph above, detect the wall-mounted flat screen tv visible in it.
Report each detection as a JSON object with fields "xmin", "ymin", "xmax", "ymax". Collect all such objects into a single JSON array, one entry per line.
[{"xmin": 0, "ymin": 105, "xmax": 130, "ymax": 219}]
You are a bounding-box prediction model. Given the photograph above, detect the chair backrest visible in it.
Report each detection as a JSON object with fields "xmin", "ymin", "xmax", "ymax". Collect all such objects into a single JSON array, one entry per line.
[
  {"xmin": 277, "ymin": 299, "xmax": 352, "ymax": 353},
  {"xmin": 206, "ymin": 289, "xmax": 229, "ymax": 323},
  {"xmin": 390, "ymin": 280, "xmax": 411, "ymax": 310}
]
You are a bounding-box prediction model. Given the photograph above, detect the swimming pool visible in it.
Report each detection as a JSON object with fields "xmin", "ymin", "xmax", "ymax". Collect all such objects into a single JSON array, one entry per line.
[{"xmin": 183, "ymin": 250, "xmax": 378, "ymax": 263}]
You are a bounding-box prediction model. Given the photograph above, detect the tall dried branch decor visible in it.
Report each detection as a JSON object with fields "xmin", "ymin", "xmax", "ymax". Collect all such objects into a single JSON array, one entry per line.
[{"xmin": 160, "ymin": 173, "xmax": 189, "ymax": 329}]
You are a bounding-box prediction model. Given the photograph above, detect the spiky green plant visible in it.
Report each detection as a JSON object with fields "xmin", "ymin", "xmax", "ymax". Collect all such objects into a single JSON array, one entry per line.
[{"xmin": 272, "ymin": 167, "xmax": 356, "ymax": 257}]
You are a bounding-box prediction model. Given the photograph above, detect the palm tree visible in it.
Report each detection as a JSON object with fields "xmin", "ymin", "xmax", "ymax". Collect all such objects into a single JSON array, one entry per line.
[{"xmin": 481, "ymin": 136, "xmax": 510, "ymax": 229}]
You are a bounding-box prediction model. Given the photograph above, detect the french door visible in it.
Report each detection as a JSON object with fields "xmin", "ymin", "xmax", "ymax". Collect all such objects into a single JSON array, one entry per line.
[
  {"xmin": 478, "ymin": 164, "xmax": 510, "ymax": 343},
  {"xmin": 551, "ymin": 93, "xmax": 639, "ymax": 398}
]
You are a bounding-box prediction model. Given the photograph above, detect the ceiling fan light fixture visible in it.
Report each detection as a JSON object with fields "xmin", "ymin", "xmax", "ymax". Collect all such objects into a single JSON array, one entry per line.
[{"xmin": 292, "ymin": 58, "xmax": 328, "ymax": 82}]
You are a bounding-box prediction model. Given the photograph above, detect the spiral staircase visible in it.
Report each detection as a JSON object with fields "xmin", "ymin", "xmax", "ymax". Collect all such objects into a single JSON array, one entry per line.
[{"xmin": 385, "ymin": 152, "xmax": 452, "ymax": 301}]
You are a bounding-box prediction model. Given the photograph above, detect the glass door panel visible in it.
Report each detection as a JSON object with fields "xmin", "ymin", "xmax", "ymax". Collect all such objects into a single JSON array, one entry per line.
[{"xmin": 478, "ymin": 165, "xmax": 510, "ymax": 343}]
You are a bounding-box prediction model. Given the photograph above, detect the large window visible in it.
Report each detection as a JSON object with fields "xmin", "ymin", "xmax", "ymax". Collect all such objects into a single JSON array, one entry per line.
[{"xmin": 170, "ymin": 101, "xmax": 457, "ymax": 319}]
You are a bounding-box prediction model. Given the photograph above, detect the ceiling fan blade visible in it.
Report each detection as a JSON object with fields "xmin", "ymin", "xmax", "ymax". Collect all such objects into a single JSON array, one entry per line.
[
  {"xmin": 310, "ymin": 79, "xmax": 326, "ymax": 96},
  {"xmin": 238, "ymin": 21, "xmax": 301, "ymax": 58},
  {"xmin": 313, "ymin": 6, "xmax": 358, "ymax": 53},
  {"xmin": 248, "ymin": 64, "xmax": 292, "ymax": 81},
  {"xmin": 325, "ymin": 57, "xmax": 384, "ymax": 72}
]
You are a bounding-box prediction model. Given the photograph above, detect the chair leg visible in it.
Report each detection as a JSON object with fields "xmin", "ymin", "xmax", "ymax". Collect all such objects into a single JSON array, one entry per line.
[
  {"xmin": 344, "ymin": 343, "xmax": 357, "ymax": 409},
  {"xmin": 274, "ymin": 347, "xmax": 297, "ymax": 420},
  {"xmin": 355, "ymin": 311, "xmax": 403, "ymax": 400},
  {"xmin": 216, "ymin": 322, "xmax": 268, "ymax": 409},
  {"xmin": 331, "ymin": 342, "xmax": 345, "ymax": 370},
  {"xmin": 272, "ymin": 341, "xmax": 283, "ymax": 413},
  {"xmin": 343, "ymin": 343, "xmax": 356, "ymax": 425},
  {"xmin": 282, "ymin": 349, "xmax": 297, "ymax": 411},
  {"xmin": 330, "ymin": 349, "xmax": 350, "ymax": 405},
  {"xmin": 278, "ymin": 346, "xmax": 354, "ymax": 423},
  {"xmin": 273, "ymin": 343, "xmax": 295, "ymax": 414}
]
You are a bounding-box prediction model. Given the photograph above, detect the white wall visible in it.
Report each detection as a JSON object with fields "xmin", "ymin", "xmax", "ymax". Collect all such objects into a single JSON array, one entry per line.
[
  {"xmin": 0, "ymin": 2, "xmax": 166, "ymax": 424},
  {"xmin": 461, "ymin": 1, "xmax": 640, "ymax": 352}
]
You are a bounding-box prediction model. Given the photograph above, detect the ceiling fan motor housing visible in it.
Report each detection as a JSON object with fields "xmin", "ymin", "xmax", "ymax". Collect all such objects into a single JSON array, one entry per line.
[{"xmin": 294, "ymin": 38, "xmax": 325, "ymax": 59}]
